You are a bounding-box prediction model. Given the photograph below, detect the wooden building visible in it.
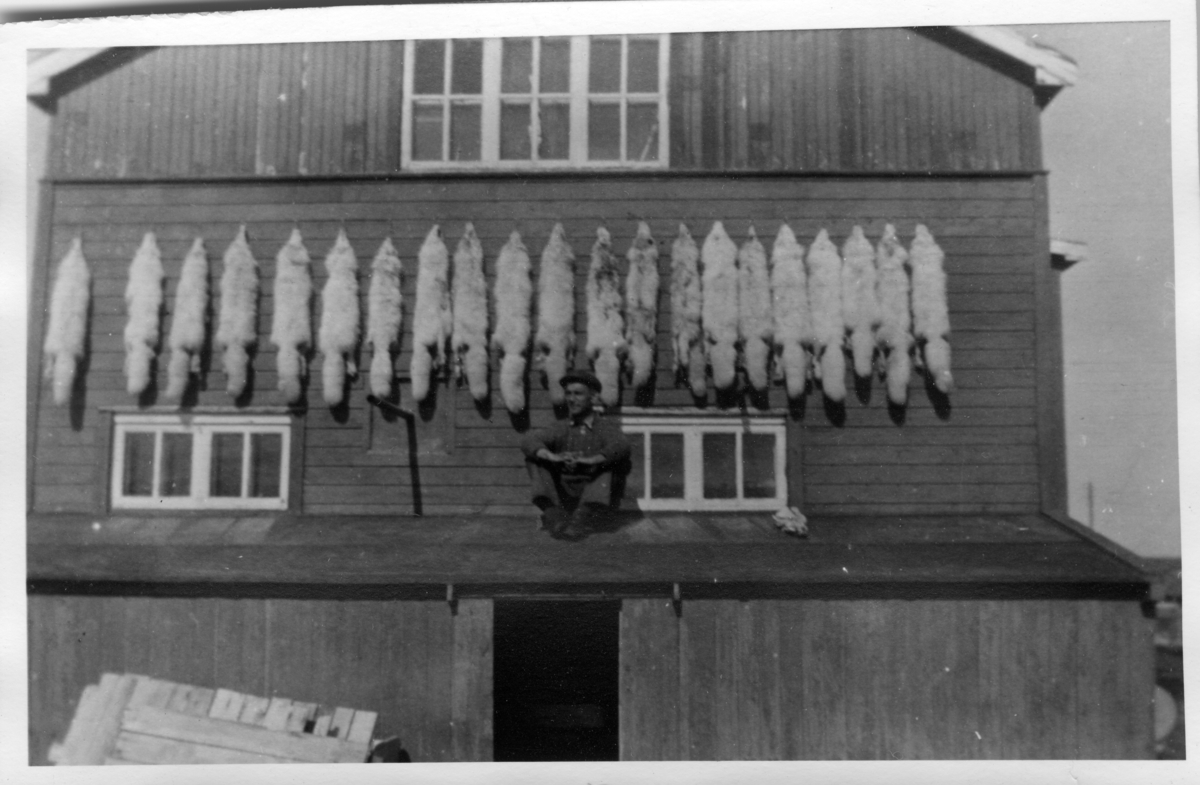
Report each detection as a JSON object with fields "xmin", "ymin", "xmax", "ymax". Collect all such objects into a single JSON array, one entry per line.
[{"xmin": 26, "ymin": 27, "xmax": 1155, "ymax": 763}]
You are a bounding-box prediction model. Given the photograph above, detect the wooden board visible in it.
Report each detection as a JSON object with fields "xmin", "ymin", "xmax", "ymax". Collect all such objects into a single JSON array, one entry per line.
[{"xmin": 51, "ymin": 673, "xmax": 376, "ymax": 766}]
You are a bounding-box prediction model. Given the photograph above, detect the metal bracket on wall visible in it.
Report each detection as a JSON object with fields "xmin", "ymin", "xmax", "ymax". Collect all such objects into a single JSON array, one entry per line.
[
  {"xmin": 446, "ymin": 583, "xmax": 458, "ymax": 616},
  {"xmin": 672, "ymin": 583, "xmax": 682, "ymax": 617}
]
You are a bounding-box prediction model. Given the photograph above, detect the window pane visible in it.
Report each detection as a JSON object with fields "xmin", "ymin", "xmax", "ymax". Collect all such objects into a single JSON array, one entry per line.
[
  {"xmin": 160, "ymin": 433, "xmax": 192, "ymax": 497},
  {"xmin": 501, "ymin": 38, "xmax": 533, "ymax": 93},
  {"xmin": 624, "ymin": 432, "xmax": 645, "ymax": 500},
  {"xmin": 743, "ymin": 433, "xmax": 777, "ymax": 499},
  {"xmin": 589, "ymin": 37, "xmax": 621, "ymax": 92},
  {"xmin": 449, "ymin": 103, "xmax": 481, "ymax": 161},
  {"xmin": 450, "ymin": 39, "xmax": 483, "ymax": 94},
  {"xmin": 500, "ymin": 102, "xmax": 532, "ymax": 160},
  {"xmin": 249, "ymin": 433, "xmax": 283, "ymax": 498},
  {"xmin": 412, "ymin": 103, "xmax": 443, "ymax": 161},
  {"xmin": 627, "ymin": 38, "xmax": 659, "ymax": 92},
  {"xmin": 540, "ymin": 37, "xmax": 570, "ymax": 93},
  {"xmin": 626, "ymin": 103, "xmax": 659, "ymax": 162},
  {"xmin": 588, "ymin": 102, "xmax": 620, "ymax": 160},
  {"xmin": 211, "ymin": 433, "xmax": 243, "ymax": 497},
  {"xmin": 538, "ymin": 100, "xmax": 570, "ymax": 160},
  {"xmin": 702, "ymin": 433, "xmax": 738, "ymax": 499},
  {"xmin": 649, "ymin": 433, "xmax": 684, "ymax": 499},
  {"xmin": 413, "ymin": 40, "xmax": 446, "ymax": 95},
  {"xmin": 122, "ymin": 432, "xmax": 155, "ymax": 496}
]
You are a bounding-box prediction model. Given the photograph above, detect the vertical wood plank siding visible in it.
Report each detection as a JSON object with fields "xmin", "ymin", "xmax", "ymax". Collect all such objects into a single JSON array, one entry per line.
[
  {"xmin": 49, "ymin": 29, "xmax": 1038, "ymax": 179},
  {"xmin": 31, "ymin": 176, "xmax": 1043, "ymax": 517},
  {"xmin": 27, "ymin": 594, "xmax": 493, "ymax": 765},
  {"xmin": 618, "ymin": 598, "xmax": 1155, "ymax": 760}
]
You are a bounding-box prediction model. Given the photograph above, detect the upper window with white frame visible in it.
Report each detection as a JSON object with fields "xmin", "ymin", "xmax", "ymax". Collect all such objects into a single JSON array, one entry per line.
[
  {"xmin": 403, "ymin": 35, "xmax": 670, "ymax": 168},
  {"xmin": 621, "ymin": 415, "xmax": 787, "ymax": 512},
  {"xmin": 111, "ymin": 414, "xmax": 290, "ymax": 510}
]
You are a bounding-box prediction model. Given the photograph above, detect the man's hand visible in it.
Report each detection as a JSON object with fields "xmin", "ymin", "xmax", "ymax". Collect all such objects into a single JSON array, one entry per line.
[{"xmin": 563, "ymin": 454, "xmax": 604, "ymax": 471}]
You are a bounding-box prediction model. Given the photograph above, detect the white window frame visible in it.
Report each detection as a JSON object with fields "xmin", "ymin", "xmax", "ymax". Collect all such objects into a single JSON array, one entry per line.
[
  {"xmin": 401, "ymin": 34, "xmax": 670, "ymax": 170},
  {"xmin": 621, "ymin": 415, "xmax": 788, "ymax": 512},
  {"xmin": 111, "ymin": 414, "xmax": 291, "ymax": 511}
]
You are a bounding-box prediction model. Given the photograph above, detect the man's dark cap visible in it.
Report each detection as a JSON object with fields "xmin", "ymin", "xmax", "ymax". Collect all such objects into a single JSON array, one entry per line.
[{"xmin": 560, "ymin": 370, "xmax": 602, "ymax": 393}]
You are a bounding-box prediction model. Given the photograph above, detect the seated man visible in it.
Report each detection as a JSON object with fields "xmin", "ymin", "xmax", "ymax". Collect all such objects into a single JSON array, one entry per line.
[{"xmin": 520, "ymin": 370, "xmax": 631, "ymax": 540}]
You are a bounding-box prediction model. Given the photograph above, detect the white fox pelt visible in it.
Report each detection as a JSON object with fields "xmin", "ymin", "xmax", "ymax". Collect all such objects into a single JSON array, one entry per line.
[
  {"xmin": 410, "ymin": 225, "xmax": 453, "ymax": 403},
  {"xmin": 806, "ymin": 229, "xmax": 845, "ymax": 402},
  {"xmin": 910, "ymin": 224, "xmax": 953, "ymax": 394},
  {"xmin": 587, "ymin": 227, "xmax": 627, "ymax": 407},
  {"xmin": 270, "ymin": 228, "xmax": 313, "ymax": 404},
  {"xmin": 492, "ymin": 231, "xmax": 533, "ymax": 414},
  {"xmin": 164, "ymin": 237, "xmax": 209, "ymax": 402},
  {"xmin": 770, "ymin": 223, "xmax": 811, "ymax": 399},
  {"xmin": 318, "ymin": 229, "xmax": 360, "ymax": 406},
  {"xmin": 701, "ymin": 222, "xmax": 739, "ymax": 391},
  {"xmin": 624, "ymin": 221, "xmax": 660, "ymax": 391},
  {"xmin": 670, "ymin": 224, "xmax": 705, "ymax": 398},
  {"xmin": 43, "ymin": 237, "xmax": 91, "ymax": 406},
  {"xmin": 123, "ymin": 232, "xmax": 164, "ymax": 396},
  {"xmin": 534, "ymin": 222, "xmax": 576, "ymax": 406},
  {"xmin": 738, "ymin": 226, "xmax": 773, "ymax": 392},
  {"xmin": 875, "ymin": 223, "xmax": 913, "ymax": 405},
  {"xmin": 452, "ymin": 223, "xmax": 490, "ymax": 401},
  {"xmin": 841, "ymin": 225, "xmax": 880, "ymax": 379},
  {"xmin": 366, "ymin": 237, "xmax": 404, "ymax": 399},
  {"xmin": 216, "ymin": 226, "xmax": 258, "ymax": 398}
]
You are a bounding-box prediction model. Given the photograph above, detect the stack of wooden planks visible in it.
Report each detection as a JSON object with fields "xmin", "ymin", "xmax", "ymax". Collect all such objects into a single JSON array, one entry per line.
[{"xmin": 48, "ymin": 673, "xmax": 378, "ymax": 765}]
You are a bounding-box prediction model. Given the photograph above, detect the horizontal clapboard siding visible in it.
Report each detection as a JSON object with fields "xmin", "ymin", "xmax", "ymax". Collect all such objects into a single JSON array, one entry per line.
[
  {"xmin": 32, "ymin": 175, "xmax": 1041, "ymax": 516},
  {"xmin": 27, "ymin": 594, "xmax": 493, "ymax": 765},
  {"xmin": 619, "ymin": 597, "xmax": 1154, "ymax": 760},
  {"xmin": 50, "ymin": 29, "xmax": 1039, "ymax": 179}
]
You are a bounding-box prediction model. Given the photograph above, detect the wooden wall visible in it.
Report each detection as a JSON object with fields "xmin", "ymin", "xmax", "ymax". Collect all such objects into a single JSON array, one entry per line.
[
  {"xmin": 670, "ymin": 28, "xmax": 1041, "ymax": 172},
  {"xmin": 47, "ymin": 29, "xmax": 1038, "ymax": 179},
  {"xmin": 30, "ymin": 175, "xmax": 1043, "ymax": 517},
  {"xmin": 619, "ymin": 597, "xmax": 1155, "ymax": 760},
  {"xmin": 27, "ymin": 594, "xmax": 493, "ymax": 765}
]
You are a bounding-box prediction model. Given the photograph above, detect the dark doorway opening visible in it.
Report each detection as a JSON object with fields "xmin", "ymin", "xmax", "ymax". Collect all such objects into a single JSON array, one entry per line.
[{"xmin": 493, "ymin": 600, "xmax": 621, "ymax": 761}]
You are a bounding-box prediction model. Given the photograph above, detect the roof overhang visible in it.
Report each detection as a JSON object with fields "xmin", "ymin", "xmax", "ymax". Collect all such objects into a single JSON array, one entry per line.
[
  {"xmin": 27, "ymin": 47, "xmax": 106, "ymax": 97},
  {"xmin": 1051, "ymin": 238, "xmax": 1090, "ymax": 269},
  {"xmin": 956, "ymin": 25, "xmax": 1079, "ymax": 87}
]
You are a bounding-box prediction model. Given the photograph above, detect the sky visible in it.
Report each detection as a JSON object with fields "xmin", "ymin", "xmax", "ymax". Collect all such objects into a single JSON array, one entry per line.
[{"xmin": 1015, "ymin": 22, "xmax": 1180, "ymax": 557}]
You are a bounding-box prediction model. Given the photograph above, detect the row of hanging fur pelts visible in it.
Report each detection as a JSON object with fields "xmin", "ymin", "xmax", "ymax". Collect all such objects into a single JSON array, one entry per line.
[{"xmin": 44, "ymin": 221, "xmax": 951, "ymax": 409}]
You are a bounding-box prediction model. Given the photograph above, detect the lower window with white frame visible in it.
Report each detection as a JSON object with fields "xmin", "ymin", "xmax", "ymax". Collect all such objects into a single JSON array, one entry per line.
[
  {"xmin": 620, "ymin": 415, "xmax": 787, "ymax": 511},
  {"xmin": 111, "ymin": 414, "xmax": 291, "ymax": 510}
]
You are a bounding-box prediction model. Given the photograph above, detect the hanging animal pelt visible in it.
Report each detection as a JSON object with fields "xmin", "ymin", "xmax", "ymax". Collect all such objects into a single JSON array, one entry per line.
[
  {"xmin": 492, "ymin": 231, "xmax": 533, "ymax": 414},
  {"xmin": 770, "ymin": 223, "xmax": 811, "ymax": 400},
  {"xmin": 410, "ymin": 225, "xmax": 453, "ymax": 403},
  {"xmin": 43, "ymin": 237, "xmax": 91, "ymax": 406},
  {"xmin": 910, "ymin": 224, "xmax": 953, "ymax": 394},
  {"xmin": 841, "ymin": 225, "xmax": 881, "ymax": 379},
  {"xmin": 806, "ymin": 229, "xmax": 846, "ymax": 402},
  {"xmin": 702, "ymin": 221, "xmax": 739, "ymax": 391},
  {"xmin": 624, "ymin": 221, "xmax": 659, "ymax": 390},
  {"xmin": 587, "ymin": 227, "xmax": 626, "ymax": 407},
  {"xmin": 216, "ymin": 226, "xmax": 258, "ymax": 398},
  {"xmin": 452, "ymin": 223, "xmax": 490, "ymax": 401},
  {"xmin": 123, "ymin": 232, "xmax": 164, "ymax": 396},
  {"xmin": 534, "ymin": 222, "xmax": 576, "ymax": 405},
  {"xmin": 318, "ymin": 229, "xmax": 361, "ymax": 406},
  {"xmin": 670, "ymin": 224, "xmax": 705, "ymax": 398},
  {"xmin": 164, "ymin": 238, "xmax": 209, "ymax": 403},
  {"xmin": 875, "ymin": 223, "xmax": 913, "ymax": 405},
  {"xmin": 269, "ymin": 228, "xmax": 313, "ymax": 405},
  {"xmin": 738, "ymin": 226, "xmax": 773, "ymax": 392},
  {"xmin": 366, "ymin": 238, "xmax": 404, "ymax": 399}
]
